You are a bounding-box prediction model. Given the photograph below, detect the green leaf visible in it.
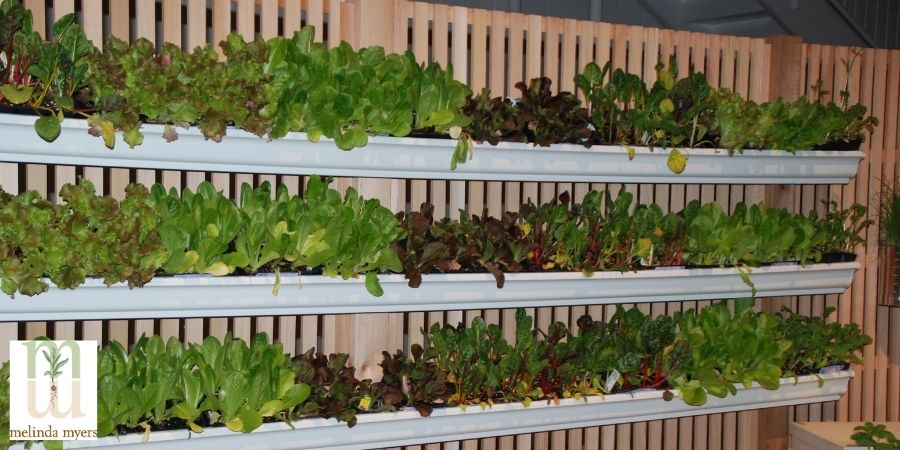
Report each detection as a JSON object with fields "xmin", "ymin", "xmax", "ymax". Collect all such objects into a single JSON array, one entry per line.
[
  {"xmin": 678, "ymin": 382, "xmax": 707, "ymax": 406},
  {"xmin": 124, "ymin": 128, "xmax": 144, "ymax": 148},
  {"xmin": 34, "ymin": 115, "xmax": 62, "ymax": 142},
  {"xmin": 51, "ymin": 13, "xmax": 77, "ymax": 40},
  {"xmin": 666, "ymin": 149, "xmax": 687, "ymax": 174},
  {"xmin": 257, "ymin": 399, "xmax": 284, "ymax": 417},
  {"xmin": 624, "ymin": 145, "xmax": 636, "ymax": 161},
  {"xmin": 55, "ymin": 95, "xmax": 74, "ymax": 110},
  {"xmin": 0, "ymin": 85, "xmax": 34, "ymax": 104},
  {"xmin": 272, "ymin": 269, "xmax": 282, "ymax": 296},
  {"xmin": 87, "ymin": 115, "xmax": 116, "ymax": 149},
  {"xmin": 365, "ymin": 271, "xmax": 384, "ymax": 297},
  {"xmin": 233, "ymin": 407, "xmax": 263, "ymax": 433},
  {"xmin": 282, "ymin": 383, "xmax": 311, "ymax": 409},
  {"xmin": 659, "ymin": 98, "xmax": 675, "ymax": 113}
]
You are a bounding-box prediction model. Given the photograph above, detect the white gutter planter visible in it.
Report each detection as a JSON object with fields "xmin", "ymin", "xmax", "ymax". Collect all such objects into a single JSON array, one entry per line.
[
  {"xmin": 18, "ymin": 371, "xmax": 853, "ymax": 450},
  {"xmin": 0, "ymin": 114, "xmax": 863, "ymax": 185},
  {"xmin": 0, "ymin": 262, "xmax": 858, "ymax": 321}
]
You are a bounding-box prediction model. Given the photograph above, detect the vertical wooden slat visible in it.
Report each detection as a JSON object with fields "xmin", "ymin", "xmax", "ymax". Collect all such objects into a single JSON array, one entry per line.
[
  {"xmin": 430, "ymin": 3, "xmax": 449, "ymax": 222},
  {"xmin": 403, "ymin": 2, "xmax": 430, "ymax": 356},
  {"xmin": 187, "ymin": 0, "xmax": 207, "ymax": 48},
  {"xmin": 560, "ymin": 19, "xmax": 577, "ymax": 94},
  {"xmin": 424, "ymin": 4, "xmax": 450, "ymax": 425},
  {"xmin": 309, "ymin": 0, "xmax": 325, "ymax": 41},
  {"xmin": 134, "ymin": 0, "xmax": 159, "ymax": 343},
  {"xmin": 131, "ymin": 170, "xmax": 157, "ymax": 342},
  {"xmin": 236, "ymin": 0, "xmax": 255, "ymax": 40},
  {"xmin": 516, "ymin": 20, "xmax": 538, "ymax": 450},
  {"xmin": 467, "ymin": 9, "xmax": 488, "ymax": 228},
  {"xmin": 229, "ymin": 173, "xmax": 254, "ymax": 343},
  {"xmin": 157, "ymin": 173, "xmax": 182, "ymax": 341},
  {"xmin": 448, "ymin": 12, "xmax": 471, "ymax": 447},
  {"xmin": 135, "ymin": 0, "xmax": 155, "ymax": 42},
  {"xmin": 862, "ymin": 48, "xmax": 887, "ymax": 423},
  {"xmin": 206, "ymin": 173, "xmax": 231, "ymax": 341},
  {"xmin": 284, "ymin": 0, "xmax": 302, "ymax": 36},
  {"xmin": 328, "ymin": 0, "xmax": 343, "ymax": 45},
  {"xmin": 23, "ymin": 0, "xmax": 45, "ymax": 37},
  {"xmin": 260, "ymin": 0, "xmax": 279, "ymax": 40},
  {"xmin": 486, "ymin": 12, "xmax": 509, "ymax": 437},
  {"xmin": 163, "ymin": 0, "xmax": 181, "ymax": 46},
  {"xmin": 212, "ymin": 0, "xmax": 231, "ymax": 56},
  {"xmin": 254, "ymin": 174, "xmax": 277, "ymax": 341},
  {"xmin": 448, "ymin": 6, "xmax": 468, "ymax": 224},
  {"xmin": 708, "ymin": 412, "xmax": 724, "ymax": 450},
  {"xmin": 108, "ymin": 0, "xmax": 130, "ymax": 41}
]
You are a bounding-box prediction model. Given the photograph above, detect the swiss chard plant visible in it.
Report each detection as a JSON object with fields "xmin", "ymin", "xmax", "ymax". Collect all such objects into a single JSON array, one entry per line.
[
  {"xmin": 427, "ymin": 316, "xmax": 513, "ymax": 409},
  {"xmin": 778, "ymin": 306, "xmax": 871, "ymax": 377},
  {"xmin": 0, "ymin": 0, "xmax": 94, "ymax": 141},
  {"xmin": 851, "ymin": 422, "xmax": 900, "ymax": 450}
]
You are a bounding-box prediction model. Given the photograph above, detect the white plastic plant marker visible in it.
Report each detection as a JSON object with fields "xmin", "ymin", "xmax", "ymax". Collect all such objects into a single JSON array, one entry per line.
[
  {"xmin": 0, "ymin": 263, "xmax": 859, "ymax": 321},
  {"xmin": 0, "ymin": 114, "xmax": 863, "ymax": 184}
]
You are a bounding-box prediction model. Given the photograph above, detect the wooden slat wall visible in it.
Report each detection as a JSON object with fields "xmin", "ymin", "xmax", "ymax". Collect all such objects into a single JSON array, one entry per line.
[{"xmin": 5, "ymin": 1, "xmax": 898, "ymax": 449}]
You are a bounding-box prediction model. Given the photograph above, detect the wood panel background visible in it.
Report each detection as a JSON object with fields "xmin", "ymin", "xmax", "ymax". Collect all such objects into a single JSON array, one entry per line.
[{"xmin": 2, "ymin": 1, "xmax": 898, "ymax": 449}]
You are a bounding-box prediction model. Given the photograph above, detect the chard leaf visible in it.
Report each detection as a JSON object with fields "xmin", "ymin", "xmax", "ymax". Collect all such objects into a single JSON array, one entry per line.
[
  {"xmin": 34, "ymin": 115, "xmax": 62, "ymax": 141},
  {"xmin": 667, "ymin": 149, "xmax": 687, "ymax": 174},
  {"xmin": 0, "ymin": 84, "xmax": 33, "ymax": 104}
]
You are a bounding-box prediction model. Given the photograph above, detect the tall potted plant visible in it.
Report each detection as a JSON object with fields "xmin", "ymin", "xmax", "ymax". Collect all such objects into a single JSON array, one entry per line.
[{"xmin": 879, "ymin": 182, "xmax": 900, "ymax": 306}]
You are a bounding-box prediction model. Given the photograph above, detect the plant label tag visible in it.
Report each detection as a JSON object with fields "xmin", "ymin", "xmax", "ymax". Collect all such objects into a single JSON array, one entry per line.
[
  {"xmin": 358, "ymin": 395, "xmax": 373, "ymax": 411},
  {"xmin": 605, "ymin": 369, "xmax": 621, "ymax": 393}
]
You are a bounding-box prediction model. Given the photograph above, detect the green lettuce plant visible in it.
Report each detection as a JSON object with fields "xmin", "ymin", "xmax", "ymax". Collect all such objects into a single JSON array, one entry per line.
[
  {"xmin": 669, "ymin": 299, "xmax": 789, "ymax": 406},
  {"xmin": 87, "ymin": 34, "xmax": 271, "ymax": 148},
  {"xmin": 279, "ymin": 175, "xmax": 405, "ymax": 296},
  {"xmin": 150, "ymin": 181, "xmax": 248, "ymax": 277},
  {"xmin": 97, "ymin": 333, "xmax": 310, "ymax": 438}
]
